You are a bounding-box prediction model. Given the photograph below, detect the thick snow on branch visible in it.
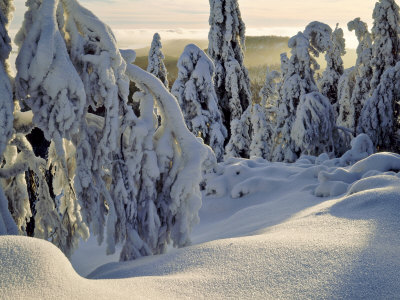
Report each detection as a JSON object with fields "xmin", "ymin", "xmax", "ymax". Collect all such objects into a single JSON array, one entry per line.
[
  {"xmin": 15, "ymin": 0, "xmax": 86, "ymax": 160},
  {"xmin": 172, "ymin": 44, "xmax": 227, "ymax": 161}
]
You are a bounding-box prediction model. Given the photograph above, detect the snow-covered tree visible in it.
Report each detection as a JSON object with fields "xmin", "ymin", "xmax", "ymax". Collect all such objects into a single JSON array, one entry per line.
[
  {"xmin": 250, "ymin": 69, "xmax": 279, "ymax": 159},
  {"xmin": 147, "ymin": 33, "xmax": 168, "ymax": 88},
  {"xmin": 0, "ymin": 0, "xmax": 18, "ymax": 235},
  {"xmin": 14, "ymin": 0, "xmax": 89, "ymax": 255},
  {"xmin": 370, "ymin": 0, "xmax": 400, "ymax": 92},
  {"xmin": 225, "ymin": 105, "xmax": 252, "ymax": 158},
  {"xmin": 358, "ymin": 61, "xmax": 400, "ymax": 151},
  {"xmin": 208, "ymin": 0, "xmax": 252, "ymax": 156},
  {"xmin": 337, "ymin": 18, "xmax": 373, "ymax": 134},
  {"xmin": 172, "ymin": 44, "xmax": 227, "ymax": 161},
  {"xmin": 124, "ymin": 63, "xmax": 209, "ymax": 258},
  {"xmin": 2, "ymin": 0, "xmax": 209, "ymax": 261},
  {"xmin": 259, "ymin": 68, "xmax": 280, "ymax": 109},
  {"xmin": 336, "ymin": 67, "xmax": 356, "ymax": 127},
  {"xmin": 271, "ymin": 31, "xmax": 319, "ymax": 162},
  {"xmin": 291, "ymin": 92, "xmax": 336, "ymax": 156},
  {"xmin": 317, "ymin": 24, "xmax": 346, "ymax": 108}
]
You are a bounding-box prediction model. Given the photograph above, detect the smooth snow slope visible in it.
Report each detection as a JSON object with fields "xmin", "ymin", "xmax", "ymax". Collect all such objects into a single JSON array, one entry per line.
[{"xmin": 1, "ymin": 149, "xmax": 400, "ymax": 299}]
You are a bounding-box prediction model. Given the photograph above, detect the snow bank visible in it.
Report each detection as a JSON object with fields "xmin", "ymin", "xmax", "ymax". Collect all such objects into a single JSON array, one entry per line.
[{"xmin": 3, "ymin": 148, "xmax": 400, "ymax": 299}]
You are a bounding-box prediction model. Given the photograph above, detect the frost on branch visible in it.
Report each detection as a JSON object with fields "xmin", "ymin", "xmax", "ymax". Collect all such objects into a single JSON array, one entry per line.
[
  {"xmin": 172, "ymin": 44, "xmax": 227, "ymax": 161},
  {"xmin": 272, "ymin": 31, "xmax": 318, "ymax": 162},
  {"xmin": 358, "ymin": 62, "xmax": 400, "ymax": 151},
  {"xmin": 147, "ymin": 33, "xmax": 169, "ymax": 88},
  {"xmin": 208, "ymin": 0, "xmax": 251, "ymax": 154},
  {"xmin": 291, "ymin": 92, "xmax": 336, "ymax": 156}
]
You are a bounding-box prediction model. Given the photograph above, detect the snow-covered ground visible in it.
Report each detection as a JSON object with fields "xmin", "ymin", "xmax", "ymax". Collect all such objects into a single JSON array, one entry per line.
[{"xmin": 1, "ymin": 137, "xmax": 400, "ymax": 299}]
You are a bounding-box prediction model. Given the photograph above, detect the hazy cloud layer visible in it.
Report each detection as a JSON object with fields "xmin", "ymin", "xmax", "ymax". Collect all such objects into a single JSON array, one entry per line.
[{"xmin": 10, "ymin": 0, "xmax": 375, "ymax": 49}]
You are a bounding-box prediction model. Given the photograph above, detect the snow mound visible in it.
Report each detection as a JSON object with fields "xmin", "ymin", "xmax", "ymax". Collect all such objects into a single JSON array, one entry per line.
[
  {"xmin": 0, "ymin": 236, "xmax": 136, "ymax": 299},
  {"xmin": 331, "ymin": 175, "xmax": 400, "ymax": 220}
]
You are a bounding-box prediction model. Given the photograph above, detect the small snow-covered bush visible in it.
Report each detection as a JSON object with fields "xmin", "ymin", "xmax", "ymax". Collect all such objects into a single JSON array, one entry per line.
[{"xmin": 291, "ymin": 92, "xmax": 336, "ymax": 157}]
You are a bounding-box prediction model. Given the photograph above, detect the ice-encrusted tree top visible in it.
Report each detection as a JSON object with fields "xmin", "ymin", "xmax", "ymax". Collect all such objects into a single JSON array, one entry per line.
[
  {"xmin": 147, "ymin": 33, "xmax": 168, "ymax": 88},
  {"xmin": 208, "ymin": 0, "xmax": 251, "ymax": 133},
  {"xmin": 272, "ymin": 31, "xmax": 318, "ymax": 162},
  {"xmin": 172, "ymin": 44, "xmax": 227, "ymax": 161},
  {"xmin": 370, "ymin": 0, "xmax": 400, "ymax": 91}
]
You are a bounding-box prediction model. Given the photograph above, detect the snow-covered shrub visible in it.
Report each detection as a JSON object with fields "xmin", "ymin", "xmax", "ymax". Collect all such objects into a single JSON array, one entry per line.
[
  {"xmin": 291, "ymin": 92, "xmax": 336, "ymax": 156},
  {"xmin": 147, "ymin": 33, "xmax": 168, "ymax": 88},
  {"xmin": 172, "ymin": 44, "xmax": 227, "ymax": 161},
  {"xmin": 208, "ymin": 0, "xmax": 252, "ymax": 157}
]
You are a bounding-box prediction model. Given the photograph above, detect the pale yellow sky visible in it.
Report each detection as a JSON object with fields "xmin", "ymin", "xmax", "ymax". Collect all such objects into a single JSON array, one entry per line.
[{"xmin": 10, "ymin": 0, "xmax": 377, "ymax": 49}]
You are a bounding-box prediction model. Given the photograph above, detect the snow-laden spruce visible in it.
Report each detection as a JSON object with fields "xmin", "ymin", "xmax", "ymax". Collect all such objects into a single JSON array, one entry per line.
[
  {"xmin": 317, "ymin": 24, "xmax": 345, "ymax": 109},
  {"xmin": 370, "ymin": 0, "xmax": 400, "ymax": 92},
  {"xmin": 358, "ymin": 61, "xmax": 400, "ymax": 151},
  {"xmin": 147, "ymin": 33, "xmax": 169, "ymax": 88},
  {"xmin": 125, "ymin": 62, "xmax": 209, "ymax": 258},
  {"xmin": 0, "ymin": 0, "xmax": 18, "ymax": 235},
  {"xmin": 1, "ymin": 0, "xmax": 210, "ymax": 260},
  {"xmin": 225, "ymin": 105, "xmax": 252, "ymax": 158},
  {"xmin": 208, "ymin": 0, "xmax": 252, "ymax": 157},
  {"xmin": 291, "ymin": 92, "xmax": 336, "ymax": 156},
  {"xmin": 272, "ymin": 30, "xmax": 319, "ymax": 162},
  {"xmin": 250, "ymin": 69, "xmax": 279, "ymax": 159},
  {"xmin": 172, "ymin": 44, "xmax": 227, "ymax": 161},
  {"xmin": 337, "ymin": 18, "xmax": 373, "ymax": 134}
]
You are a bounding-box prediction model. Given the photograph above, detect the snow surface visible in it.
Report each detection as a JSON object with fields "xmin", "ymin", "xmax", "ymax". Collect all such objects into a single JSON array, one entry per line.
[{"xmin": 2, "ymin": 149, "xmax": 400, "ymax": 298}]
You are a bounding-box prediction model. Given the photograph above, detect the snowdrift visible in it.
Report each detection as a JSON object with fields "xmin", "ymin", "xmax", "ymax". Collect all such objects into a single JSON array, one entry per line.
[{"xmin": 2, "ymin": 140, "xmax": 400, "ymax": 299}]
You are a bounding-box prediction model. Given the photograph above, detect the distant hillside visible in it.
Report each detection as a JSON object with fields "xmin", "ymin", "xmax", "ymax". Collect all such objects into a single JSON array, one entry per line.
[{"xmin": 133, "ymin": 35, "xmax": 357, "ymax": 100}]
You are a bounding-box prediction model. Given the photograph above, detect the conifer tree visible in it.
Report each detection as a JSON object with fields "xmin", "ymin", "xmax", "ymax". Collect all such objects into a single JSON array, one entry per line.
[
  {"xmin": 370, "ymin": 0, "xmax": 400, "ymax": 91},
  {"xmin": 172, "ymin": 44, "xmax": 227, "ymax": 161},
  {"xmin": 147, "ymin": 33, "xmax": 169, "ymax": 88},
  {"xmin": 208, "ymin": 0, "xmax": 252, "ymax": 156},
  {"xmin": 337, "ymin": 18, "xmax": 372, "ymax": 133}
]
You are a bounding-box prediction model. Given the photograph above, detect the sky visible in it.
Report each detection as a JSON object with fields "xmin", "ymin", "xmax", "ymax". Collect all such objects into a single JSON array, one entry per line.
[{"xmin": 10, "ymin": 0, "xmax": 377, "ymax": 49}]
